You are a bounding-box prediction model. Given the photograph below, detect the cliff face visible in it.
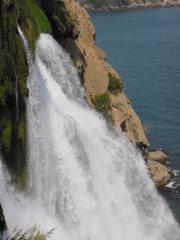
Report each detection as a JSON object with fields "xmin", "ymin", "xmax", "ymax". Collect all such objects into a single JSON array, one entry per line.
[
  {"xmin": 64, "ymin": 0, "xmax": 149, "ymax": 147},
  {"xmin": 77, "ymin": 0, "xmax": 180, "ymax": 10}
]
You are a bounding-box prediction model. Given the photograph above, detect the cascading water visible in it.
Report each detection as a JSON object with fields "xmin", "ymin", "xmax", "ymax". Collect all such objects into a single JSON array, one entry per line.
[{"xmin": 0, "ymin": 30, "xmax": 179, "ymax": 240}]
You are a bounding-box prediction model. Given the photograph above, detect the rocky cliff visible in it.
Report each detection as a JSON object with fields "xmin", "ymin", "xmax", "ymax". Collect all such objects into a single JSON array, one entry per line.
[
  {"xmin": 77, "ymin": 0, "xmax": 180, "ymax": 10},
  {"xmin": 0, "ymin": 0, "xmax": 171, "ymax": 188},
  {"xmin": 64, "ymin": 0, "xmax": 149, "ymax": 147}
]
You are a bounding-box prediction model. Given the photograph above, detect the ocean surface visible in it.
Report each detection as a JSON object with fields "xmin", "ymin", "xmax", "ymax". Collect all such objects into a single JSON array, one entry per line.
[{"xmin": 91, "ymin": 7, "xmax": 180, "ymax": 220}]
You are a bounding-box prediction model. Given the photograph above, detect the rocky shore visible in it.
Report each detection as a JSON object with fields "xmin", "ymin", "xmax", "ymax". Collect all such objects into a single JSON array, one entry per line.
[
  {"xmin": 147, "ymin": 150, "xmax": 173, "ymax": 188},
  {"xmin": 77, "ymin": 0, "xmax": 180, "ymax": 11}
]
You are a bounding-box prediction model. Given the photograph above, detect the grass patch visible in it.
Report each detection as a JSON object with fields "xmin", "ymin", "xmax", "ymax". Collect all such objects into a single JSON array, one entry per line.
[
  {"xmin": 26, "ymin": 0, "xmax": 52, "ymax": 34},
  {"xmin": 108, "ymin": 73, "xmax": 123, "ymax": 94},
  {"xmin": 18, "ymin": 0, "xmax": 52, "ymax": 49}
]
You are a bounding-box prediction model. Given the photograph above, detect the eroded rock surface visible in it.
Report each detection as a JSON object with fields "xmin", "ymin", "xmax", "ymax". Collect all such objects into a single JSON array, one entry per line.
[{"xmin": 64, "ymin": 0, "xmax": 149, "ymax": 147}]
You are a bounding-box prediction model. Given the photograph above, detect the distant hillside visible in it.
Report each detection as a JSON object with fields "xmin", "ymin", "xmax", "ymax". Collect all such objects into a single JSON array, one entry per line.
[{"xmin": 77, "ymin": 0, "xmax": 180, "ymax": 10}]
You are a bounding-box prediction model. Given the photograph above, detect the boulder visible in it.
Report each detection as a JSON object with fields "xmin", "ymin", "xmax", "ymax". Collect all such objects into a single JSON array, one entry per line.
[
  {"xmin": 148, "ymin": 150, "xmax": 168, "ymax": 164},
  {"xmin": 147, "ymin": 160, "xmax": 172, "ymax": 188}
]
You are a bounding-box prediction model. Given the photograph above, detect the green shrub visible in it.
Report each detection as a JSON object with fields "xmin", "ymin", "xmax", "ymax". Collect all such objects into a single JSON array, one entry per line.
[
  {"xmin": 108, "ymin": 73, "xmax": 123, "ymax": 94},
  {"xmin": 93, "ymin": 93, "xmax": 111, "ymax": 115}
]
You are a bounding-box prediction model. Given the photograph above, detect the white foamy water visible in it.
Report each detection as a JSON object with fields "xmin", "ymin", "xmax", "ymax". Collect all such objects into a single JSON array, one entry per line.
[{"xmin": 0, "ymin": 30, "xmax": 180, "ymax": 240}]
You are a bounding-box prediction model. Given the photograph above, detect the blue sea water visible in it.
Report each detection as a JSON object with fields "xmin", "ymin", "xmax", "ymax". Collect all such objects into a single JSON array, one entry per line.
[{"xmin": 91, "ymin": 7, "xmax": 180, "ymax": 220}]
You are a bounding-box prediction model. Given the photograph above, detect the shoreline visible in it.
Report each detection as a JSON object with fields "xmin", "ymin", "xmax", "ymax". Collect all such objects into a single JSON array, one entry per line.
[{"xmin": 83, "ymin": 3, "xmax": 180, "ymax": 12}]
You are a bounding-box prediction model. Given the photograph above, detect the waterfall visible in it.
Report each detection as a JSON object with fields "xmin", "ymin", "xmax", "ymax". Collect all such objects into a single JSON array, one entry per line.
[{"xmin": 0, "ymin": 30, "xmax": 179, "ymax": 240}]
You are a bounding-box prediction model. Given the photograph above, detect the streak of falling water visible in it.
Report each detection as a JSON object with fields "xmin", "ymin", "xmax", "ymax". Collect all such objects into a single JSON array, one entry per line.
[{"xmin": 0, "ymin": 30, "xmax": 179, "ymax": 240}]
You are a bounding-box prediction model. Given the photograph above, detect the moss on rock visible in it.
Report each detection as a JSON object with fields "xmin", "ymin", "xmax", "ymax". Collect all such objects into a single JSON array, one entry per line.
[
  {"xmin": 18, "ymin": 0, "xmax": 52, "ymax": 49},
  {"xmin": 38, "ymin": 0, "xmax": 74, "ymax": 37},
  {"xmin": 2, "ymin": 113, "xmax": 12, "ymax": 154},
  {"xmin": 0, "ymin": 0, "xmax": 28, "ymax": 185},
  {"xmin": 0, "ymin": 0, "xmax": 83, "ymax": 188},
  {"xmin": 17, "ymin": 166, "xmax": 28, "ymax": 190}
]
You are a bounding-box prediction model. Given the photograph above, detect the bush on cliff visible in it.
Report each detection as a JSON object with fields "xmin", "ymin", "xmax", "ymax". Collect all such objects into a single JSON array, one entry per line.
[
  {"xmin": 93, "ymin": 93, "xmax": 113, "ymax": 122},
  {"xmin": 108, "ymin": 73, "xmax": 123, "ymax": 94}
]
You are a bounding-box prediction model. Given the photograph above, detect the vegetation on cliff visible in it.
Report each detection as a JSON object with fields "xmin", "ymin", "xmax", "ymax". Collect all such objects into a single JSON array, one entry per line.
[
  {"xmin": 0, "ymin": 0, "xmax": 77, "ymax": 188},
  {"xmin": 108, "ymin": 73, "xmax": 123, "ymax": 94},
  {"xmin": 93, "ymin": 93, "xmax": 113, "ymax": 121},
  {"xmin": 19, "ymin": 0, "xmax": 52, "ymax": 49},
  {"xmin": 0, "ymin": 0, "xmax": 28, "ymax": 186},
  {"xmin": 38, "ymin": 0, "xmax": 74, "ymax": 37}
]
